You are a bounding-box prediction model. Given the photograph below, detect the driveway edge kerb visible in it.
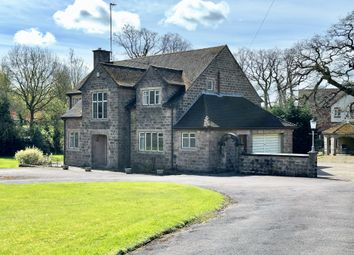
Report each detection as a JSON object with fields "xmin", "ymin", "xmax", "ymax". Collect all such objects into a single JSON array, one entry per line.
[{"xmin": 118, "ymin": 193, "xmax": 233, "ymax": 255}]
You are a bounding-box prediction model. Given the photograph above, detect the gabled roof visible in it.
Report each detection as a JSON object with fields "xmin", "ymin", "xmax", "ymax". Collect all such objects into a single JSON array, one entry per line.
[
  {"xmin": 61, "ymin": 100, "xmax": 82, "ymax": 119},
  {"xmin": 323, "ymin": 122, "xmax": 354, "ymax": 135},
  {"xmin": 102, "ymin": 63, "xmax": 146, "ymax": 87},
  {"xmin": 174, "ymin": 94, "xmax": 295, "ymax": 129},
  {"xmin": 113, "ymin": 45, "xmax": 226, "ymax": 86}
]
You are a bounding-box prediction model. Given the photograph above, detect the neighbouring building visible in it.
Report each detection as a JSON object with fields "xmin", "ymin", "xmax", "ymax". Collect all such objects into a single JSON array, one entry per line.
[
  {"xmin": 299, "ymin": 88, "xmax": 354, "ymax": 155},
  {"xmin": 323, "ymin": 93, "xmax": 354, "ymax": 155},
  {"xmin": 62, "ymin": 45, "xmax": 296, "ymax": 173}
]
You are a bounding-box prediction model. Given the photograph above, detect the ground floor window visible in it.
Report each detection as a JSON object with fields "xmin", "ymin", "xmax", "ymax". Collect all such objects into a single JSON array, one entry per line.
[
  {"xmin": 139, "ymin": 132, "xmax": 163, "ymax": 152},
  {"xmin": 69, "ymin": 131, "xmax": 79, "ymax": 149},
  {"xmin": 181, "ymin": 133, "xmax": 196, "ymax": 148}
]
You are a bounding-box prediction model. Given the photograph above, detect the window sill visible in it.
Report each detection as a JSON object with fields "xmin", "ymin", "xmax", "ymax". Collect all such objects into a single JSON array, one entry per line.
[
  {"xmin": 181, "ymin": 147, "xmax": 197, "ymax": 151},
  {"xmin": 67, "ymin": 148, "xmax": 80, "ymax": 151},
  {"xmin": 138, "ymin": 150, "xmax": 164, "ymax": 154}
]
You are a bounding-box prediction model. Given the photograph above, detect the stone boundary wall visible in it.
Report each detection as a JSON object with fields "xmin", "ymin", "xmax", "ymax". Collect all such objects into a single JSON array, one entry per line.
[{"xmin": 239, "ymin": 152, "xmax": 317, "ymax": 177}]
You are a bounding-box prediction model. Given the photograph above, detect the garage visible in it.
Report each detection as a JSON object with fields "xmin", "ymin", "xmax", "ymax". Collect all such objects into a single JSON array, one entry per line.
[{"xmin": 252, "ymin": 134, "xmax": 281, "ymax": 153}]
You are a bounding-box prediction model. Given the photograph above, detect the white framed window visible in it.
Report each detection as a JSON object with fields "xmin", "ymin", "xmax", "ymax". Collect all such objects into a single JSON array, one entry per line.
[
  {"xmin": 206, "ymin": 79, "xmax": 215, "ymax": 91},
  {"xmin": 142, "ymin": 89, "xmax": 161, "ymax": 105},
  {"xmin": 334, "ymin": 107, "xmax": 341, "ymax": 118},
  {"xmin": 92, "ymin": 92, "xmax": 108, "ymax": 119},
  {"xmin": 69, "ymin": 131, "xmax": 79, "ymax": 149},
  {"xmin": 181, "ymin": 133, "xmax": 196, "ymax": 148},
  {"xmin": 139, "ymin": 132, "xmax": 163, "ymax": 152}
]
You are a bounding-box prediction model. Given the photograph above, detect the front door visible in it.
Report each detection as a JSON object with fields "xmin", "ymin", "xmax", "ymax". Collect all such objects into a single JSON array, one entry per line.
[{"xmin": 92, "ymin": 135, "xmax": 107, "ymax": 168}]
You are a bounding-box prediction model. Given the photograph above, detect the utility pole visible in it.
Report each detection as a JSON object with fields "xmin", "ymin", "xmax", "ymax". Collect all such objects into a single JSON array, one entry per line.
[{"xmin": 109, "ymin": 2, "xmax": 116, "ymax": 61}]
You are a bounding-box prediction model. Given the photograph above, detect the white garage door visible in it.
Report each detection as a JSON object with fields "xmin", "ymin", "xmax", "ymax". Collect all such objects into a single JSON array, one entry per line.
[{"xmin": 252, "ymin": 134, "xmax": 281, "ymax": 153}]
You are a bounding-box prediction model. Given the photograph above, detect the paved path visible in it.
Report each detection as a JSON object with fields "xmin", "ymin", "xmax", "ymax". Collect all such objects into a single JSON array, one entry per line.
[{"xmin": 0, "ymin": 163, "xmax": 353, "ymax": 255}]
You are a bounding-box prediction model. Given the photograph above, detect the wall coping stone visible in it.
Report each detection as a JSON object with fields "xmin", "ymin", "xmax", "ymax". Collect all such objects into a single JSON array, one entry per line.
[{"xmin": 244, "ymin": 153, "xmax": 308, "ymax": 158}]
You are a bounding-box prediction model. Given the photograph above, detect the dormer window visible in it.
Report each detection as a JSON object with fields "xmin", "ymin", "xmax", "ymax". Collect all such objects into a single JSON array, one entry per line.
[
  {"xmin": 206, "ymin": 79, "xmax": 215, "ymax": 91},
  {"xmin": 142, "ymin": 88, "xmax": 161, "ymax": 105},
  {"xmin": 334, "ymin": 107, "xmax": 341, "ymax": 118},
  {"xmin": 92, "ymin": 92, "xmax": 107, "ymax": 119}
]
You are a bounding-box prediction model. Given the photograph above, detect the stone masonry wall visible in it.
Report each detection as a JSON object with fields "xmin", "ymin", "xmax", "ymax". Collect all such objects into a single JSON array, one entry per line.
[
  {"xmin": 173, "ymin": 128, "xmax": 294, "ymax": 173},
  {"xmin": 173, "ymin": 130, "xmax": 211, "ymax": 172},
  {"xmin": 239, "ymin": 153, "xmax": 317, "ymax": 177},
  {"xmin": 65, "ymin": 118, "xmax": 84, "ymax": 167},
  {"xmin": 79, "ymin": 64, "xmax": 135, "ymax": 169},
  {"xmin": 130, "ymin": 68, "xmax": 179, "ymax": 172}
]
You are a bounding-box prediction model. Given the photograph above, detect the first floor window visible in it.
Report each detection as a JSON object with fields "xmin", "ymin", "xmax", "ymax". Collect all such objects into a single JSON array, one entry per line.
[
  {"xmin": 206, "ymin": 79, "xmax": 215, "ymax": 91},
  {"xmin": 334, "ymin": 107, "xmax": 341, "ymax": 118},
  {"xmin": 142, "ymin": 89, "xmax": 161, "ymax": 105},
  {"xmin": 69, "ymin": 131, "xmax": 79, "ymax": 149},
  {"xmin": 92, "ymin": 92, "xmax": 108, "ymax": 119},
  {"xmin": 182, "ymin": 133, "xmax": 196, "ymax": 148},
  {"xmin": 139, "ymin": 132, "xmax": 163, "ymax": 152}
]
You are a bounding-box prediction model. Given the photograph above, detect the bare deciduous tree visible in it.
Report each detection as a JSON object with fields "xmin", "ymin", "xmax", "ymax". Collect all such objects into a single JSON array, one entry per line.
[
  {"xmin": 160, "ymin": 33, "xmax": 191, "ymax": 54},
  {"xmin": 67, "ymin": 49, "xmax": 88, "ymax": 89},
  {"xmin": 295, "ymin": 11, "xmax": 354, "ymax": 97},
  {"xmin": 114, "ymin": 25, "xmax": 192, "ymax": 58},
  {"xmin": 2, "ymin": 46, "xmax": 60, "ymax": 127}
]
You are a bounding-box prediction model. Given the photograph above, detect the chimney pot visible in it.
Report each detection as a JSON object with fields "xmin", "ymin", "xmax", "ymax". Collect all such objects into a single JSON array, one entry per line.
[{"xmin": 92, "ymin": 48, "xmax": 110, "ymax": 68}]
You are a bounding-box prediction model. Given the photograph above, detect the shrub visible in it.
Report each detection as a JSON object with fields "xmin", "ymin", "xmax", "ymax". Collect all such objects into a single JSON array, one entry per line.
[{"xmin": 15, "ymin": 147, "xmax": 44, "ymax": 165}]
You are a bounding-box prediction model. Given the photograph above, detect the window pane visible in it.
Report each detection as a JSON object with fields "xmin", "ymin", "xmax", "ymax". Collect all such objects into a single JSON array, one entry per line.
[
  {"xmin": 190, "ymin": 137, "xmax": 196, "ymax": 148},
  {"xmin": 93, "ymin": 93, "xmax": 97, "ymax": 101},
  {"xmin": 139, "ymin": 133, "xmax": 145, "ymax": 151},
  {"xmin": 103, "ymin": 93, "xmax": 107, "ymax": 100},
  {"xmin": 146, "ymin": 133, "xmax": 151, "ymax": 151},
  {"xmin": 152, "ymin": 133, "xmax": 158, "ymax": 151},
  {"xmin": 98, "ymin": 102, "xmax": 102, "ymax": 118},
  {"xmin": 103, "ymin": 102, "xmax": 107, "ymax": 118},
  {"xmin": 74, "ymin": 133, "xmax": 79, "ymax": 148},
  {"xmin": 158, "ymin": 133, "xmax": 163, "ymax": 151},
  {"xmin": 182, "ymin": 138, "xmax": 189, "ymax": 148},
  {"xmin": 93, "ymin": 102, "xmax": 97, "ymax": 118},
  {"xmin": 98, "ymin": 92, "xmax": 102, "ymax": 101},
  {"xmin": 182, "ymin": 133, "xmax": 189, "ymax": 138},
  {"xmin": 149, "ymin": 91, "xmax": 155, "ymax": 104},
  {"xmin": 142, "ymin": 91, "xmax": 148, "ymax": 105},
  {"xmin": 155, "ymin": 91, "xmax": 160, "ymax": 104}
]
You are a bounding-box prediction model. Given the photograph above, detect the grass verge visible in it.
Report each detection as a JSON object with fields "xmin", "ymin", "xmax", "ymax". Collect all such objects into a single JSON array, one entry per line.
[
  {"xmin": 0, "ymin": 157, "xmax": 18, "ymax": 168},
  {"xmin": 0, "ymin": 182, "xmax": 225, "ymax": 255}
]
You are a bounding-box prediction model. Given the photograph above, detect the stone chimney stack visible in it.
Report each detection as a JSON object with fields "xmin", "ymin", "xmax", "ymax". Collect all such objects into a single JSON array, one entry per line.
[{"xmin": 93, "ymin": 48, "xmax": 110, "ymax": 67}]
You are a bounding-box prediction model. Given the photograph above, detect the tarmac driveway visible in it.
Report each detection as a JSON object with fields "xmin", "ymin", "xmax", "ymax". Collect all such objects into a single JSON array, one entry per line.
[{"xmin": 0, "ymin": 163, "xmax": 353, "ymax": 255}]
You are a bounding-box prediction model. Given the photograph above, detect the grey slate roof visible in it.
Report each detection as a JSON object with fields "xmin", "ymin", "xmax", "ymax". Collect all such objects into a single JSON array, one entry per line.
[
  {"xmin": 61, "ymin": 100, "xmax": 82, "ymax": 119},
  {"xmin": 113, "ymin": 45, "xmax": 226, "ymax": 86},
  {"xmin": 102, "ymin": 64, "xmax": 146, "ymax": 87},
  {"xmin": 174, "ymin": 94, "xmax": 295, "ymax": 129}
]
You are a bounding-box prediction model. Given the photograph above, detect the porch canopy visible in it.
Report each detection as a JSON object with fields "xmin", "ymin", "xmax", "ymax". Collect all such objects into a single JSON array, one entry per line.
[{"xmin": 323, "ymin": 122, "xmax": 354, "ymax": 155}]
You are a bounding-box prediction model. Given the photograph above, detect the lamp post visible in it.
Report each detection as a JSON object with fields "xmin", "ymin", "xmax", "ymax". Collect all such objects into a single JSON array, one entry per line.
[
  {"xmin": 310, "ymin": 118, "xmax": 317, "ymax": 152},
  {"xmin": 109, "ymin": 2, "xmax": 116, "ymax": 61}
]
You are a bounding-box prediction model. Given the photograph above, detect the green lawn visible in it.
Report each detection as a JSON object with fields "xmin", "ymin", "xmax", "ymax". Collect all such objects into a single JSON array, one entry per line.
[
  {"xmin": 50, "ymin": 154, "xmax": 64, "ymax": 162},
  {"xmin": 0, "ymin": 157, "xmax": 18, "ymax": 168},
  {"xmin": 0, "ymin": 182, "xmax": 224, "ymax": 255}
]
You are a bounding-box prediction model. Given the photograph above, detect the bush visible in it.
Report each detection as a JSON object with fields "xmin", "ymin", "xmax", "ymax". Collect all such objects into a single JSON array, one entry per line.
[{"xmin": 15, "ymin": 147, "xmax": 44, "ymax": 165}]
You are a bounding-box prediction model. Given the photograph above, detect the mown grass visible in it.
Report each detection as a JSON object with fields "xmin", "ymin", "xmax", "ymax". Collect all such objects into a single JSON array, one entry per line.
[
  {"xmin": 50, "ymin": 154, "xmax": 64, "ymax": 163},
  {"xmin": 0, "ymin": 157, "xmax": 18, "ymax": 168},
  {"xmin": 0, "ymin": 182, "xmax": 224, "ymax": 255}
]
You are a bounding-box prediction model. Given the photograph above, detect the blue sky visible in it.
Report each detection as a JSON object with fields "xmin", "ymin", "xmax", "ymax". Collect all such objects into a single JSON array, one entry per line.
[{"xmin": 0, "ymin": 0, "xmax": 353, "ymax": 68}]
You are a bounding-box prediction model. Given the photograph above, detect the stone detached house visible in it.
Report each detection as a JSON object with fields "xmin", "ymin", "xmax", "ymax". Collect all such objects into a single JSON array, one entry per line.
[{"xmin": 62, "ymin": 45, "xmax": 296, "ymax": 173}]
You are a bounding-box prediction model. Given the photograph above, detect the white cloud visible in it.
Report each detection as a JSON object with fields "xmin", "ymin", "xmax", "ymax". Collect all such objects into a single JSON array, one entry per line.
[
  {"xmin": 163, "ymin": 0, "xmax": 230, "ymax": 31},
  {"xmin": 53, "ymin": 0, "xmax": 140, "ymax": 34},
  {"xmin": 13, "ymin": 28, "xmax": 56, "ymax": 46}
]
